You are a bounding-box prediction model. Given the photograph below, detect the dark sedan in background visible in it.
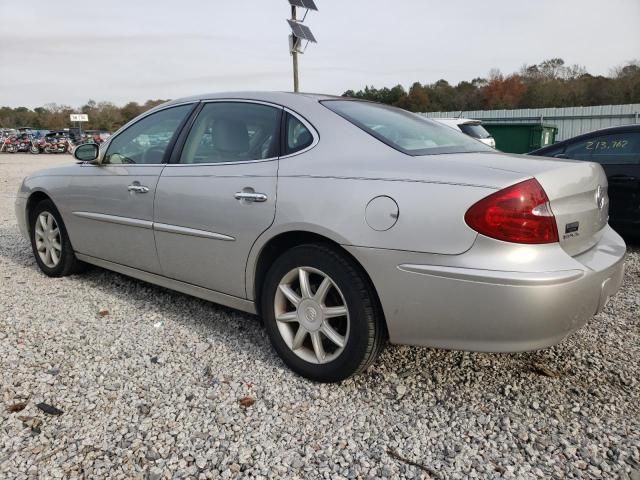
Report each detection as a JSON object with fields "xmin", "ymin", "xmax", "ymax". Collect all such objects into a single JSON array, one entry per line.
[{"xmin": 531, "ymin": 125, "xmax": 640, "ymax": 237}]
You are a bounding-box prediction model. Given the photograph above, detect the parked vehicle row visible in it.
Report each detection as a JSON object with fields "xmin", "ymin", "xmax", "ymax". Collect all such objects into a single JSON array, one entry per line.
[
  {"xmin": 15, "ymin": 92, "xmax": 626, "ymax": 382},
  {"xmin": 0, "ymin": 128, "xmax": 110, "ymax": 154}
]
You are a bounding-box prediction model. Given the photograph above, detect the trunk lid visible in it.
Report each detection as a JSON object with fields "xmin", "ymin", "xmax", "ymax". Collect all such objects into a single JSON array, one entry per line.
[
  {"xmin": 535, "ymin": 161, "xmax": 609, "ymax": 256},
  {"xmin": 448, "ymin": 152, "xmax": 608, "ymax": 256}
]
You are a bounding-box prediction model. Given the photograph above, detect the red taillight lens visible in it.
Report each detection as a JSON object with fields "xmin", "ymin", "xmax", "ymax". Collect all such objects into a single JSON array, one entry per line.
[{"xmin": 465, "ymin": 178, "xmax": 559, "ymax": 244}]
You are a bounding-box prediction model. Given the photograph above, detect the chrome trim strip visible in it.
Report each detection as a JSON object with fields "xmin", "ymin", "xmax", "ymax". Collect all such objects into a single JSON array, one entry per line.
[
  {"xmin": 163, "ymin": 157, "xmax": 278, "ymax": 167},
  {"xmin": 75, "ymin": 253, "xmax": 256, "ymax": 314},
  {"xmin": 72, "ymin": 211, "xmax": 153, "ymax": 229},
  {"xmin": 397, "ymin": 264, "xmax": 584, "ymax": 286},
  {"xmin": 153, "ymin": 223, "xmax": 235, "ymax": 241}
]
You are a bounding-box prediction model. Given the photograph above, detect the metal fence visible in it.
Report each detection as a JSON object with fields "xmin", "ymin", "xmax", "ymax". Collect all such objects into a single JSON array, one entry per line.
[{"xmin": 419, "ymin": 104, "xmax": 640, "ymax": 141}]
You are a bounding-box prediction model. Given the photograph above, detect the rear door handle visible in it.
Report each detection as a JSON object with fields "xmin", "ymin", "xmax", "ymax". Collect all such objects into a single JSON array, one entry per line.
[
  {"xmin": 128, "ymin": 184, "xmax": 149, "ymax": 193},
  {"xmin": 234, "ymin": 191, "xmax": 267, "ymax": 202}
]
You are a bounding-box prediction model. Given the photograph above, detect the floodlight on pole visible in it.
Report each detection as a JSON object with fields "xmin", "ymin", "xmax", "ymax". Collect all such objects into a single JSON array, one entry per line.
[{"xmin": 287, "ymin": 0, "xmax": 318, "ymax": 93}]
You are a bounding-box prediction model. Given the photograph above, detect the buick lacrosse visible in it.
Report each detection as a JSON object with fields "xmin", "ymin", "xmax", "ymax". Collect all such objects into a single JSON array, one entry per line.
[{"xmin": 15, "ymin": 92, "xmax": 626, "ymax": 382}]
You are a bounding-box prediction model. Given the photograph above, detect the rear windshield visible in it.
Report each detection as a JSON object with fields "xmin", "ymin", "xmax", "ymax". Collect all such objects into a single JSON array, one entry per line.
[
  {"xmin": 459, "ymin": 123, "xmax": 492, "ymax": 139},
  {"xmin": 322, "ymin": 100, "xmax": 492, "ymax": 156}
]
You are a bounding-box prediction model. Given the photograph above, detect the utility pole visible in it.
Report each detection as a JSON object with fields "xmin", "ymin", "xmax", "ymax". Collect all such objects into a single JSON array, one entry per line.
[
  {"xmin": 291, "ymin": 5, "xmax": 299, "ymax": 92},
  {"xmin": 286, "ymin": 0, "xmax": 317, "ymax": 93}
]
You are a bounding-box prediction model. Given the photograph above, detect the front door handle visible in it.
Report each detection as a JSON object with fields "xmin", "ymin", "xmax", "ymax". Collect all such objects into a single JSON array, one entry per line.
[
  {"xmin": 234, "ymin": 191, "xmax": 268, "ymax": 202},
  {"xmin": 128, "ymin": 184, "xmax": 149, "ymax": 193}
]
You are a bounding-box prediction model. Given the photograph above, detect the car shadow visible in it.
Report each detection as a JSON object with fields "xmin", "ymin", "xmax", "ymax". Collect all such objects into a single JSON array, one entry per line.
[
  {"xmin": 1, "ymin": 222, "xmax": 635, "ymax": 391},
  {"xmin": 0, "ymin": 223, "xmax": 283, "ymax": 369}
]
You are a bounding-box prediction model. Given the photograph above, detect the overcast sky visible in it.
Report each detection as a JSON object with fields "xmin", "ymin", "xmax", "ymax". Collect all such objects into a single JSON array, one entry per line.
[{"xmin": 1, "ymin": 0, "xmax": 638, "ymax": 108}]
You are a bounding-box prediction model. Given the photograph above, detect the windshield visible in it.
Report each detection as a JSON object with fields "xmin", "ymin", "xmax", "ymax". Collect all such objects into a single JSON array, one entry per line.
[
  {"xmin": 322, "ymin": 100, "xmax": 492, "ymax": 155},
  {"xmin": 459, "ymin": 123, "xmax": 492, "ymax": 139}
]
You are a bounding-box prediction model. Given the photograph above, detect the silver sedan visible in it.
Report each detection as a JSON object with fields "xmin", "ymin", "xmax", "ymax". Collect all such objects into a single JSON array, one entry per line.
[{"xmin": 15, "ymin": 92, "xmax": 626, "ymax": 382}]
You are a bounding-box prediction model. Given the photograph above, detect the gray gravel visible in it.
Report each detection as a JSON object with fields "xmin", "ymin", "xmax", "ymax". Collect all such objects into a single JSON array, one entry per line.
[{"xmin": 1, "ymin": 154, "xmax": 639, "ymax": 479}]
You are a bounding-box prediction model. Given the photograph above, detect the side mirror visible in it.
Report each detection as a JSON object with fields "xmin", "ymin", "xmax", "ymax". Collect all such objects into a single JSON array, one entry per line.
[{"xmin": 74, "ymin": 143, "xmax": 99, "ymax": 162}]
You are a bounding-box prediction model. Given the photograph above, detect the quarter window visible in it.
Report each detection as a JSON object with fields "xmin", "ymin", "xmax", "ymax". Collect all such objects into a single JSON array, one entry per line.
[
  {"xmin": 104, "ymin": 105, "xmax": 192, "ymax": 165},
  {"xmin": 180, "ymin": 102, "xmax": 281, "ymax": 164},
  {"xmin": 285, "ymin": 113, "xmax": 313, "ymax": 154}
]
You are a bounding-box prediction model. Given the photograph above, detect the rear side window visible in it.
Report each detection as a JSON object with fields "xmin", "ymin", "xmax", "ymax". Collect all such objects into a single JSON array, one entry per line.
[
  {"xmin": 322, "ymin": 100, "xmax": 491, "ymax": 156},
  {"xmin": 284, "ymin": 113, "xmax": 313, "ymax": 154}
]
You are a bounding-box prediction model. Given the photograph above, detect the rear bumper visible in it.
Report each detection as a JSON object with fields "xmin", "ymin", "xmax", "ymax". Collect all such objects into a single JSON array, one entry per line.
[{"xmin": 346, "ymin": 226, "xmax": 626, "ymax": 352}]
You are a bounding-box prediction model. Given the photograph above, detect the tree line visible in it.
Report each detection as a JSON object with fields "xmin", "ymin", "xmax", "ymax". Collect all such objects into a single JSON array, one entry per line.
[
  {"xmin": 1, "ymin": 58, "xmax": 638, "ymax": 130},
  {"xmin": 0, "ymin": 99, "xmax": 168, "ymax": 132},
  {"xmin": 343, "ymin": 58, "xmax": 640, "ymax": 112}
]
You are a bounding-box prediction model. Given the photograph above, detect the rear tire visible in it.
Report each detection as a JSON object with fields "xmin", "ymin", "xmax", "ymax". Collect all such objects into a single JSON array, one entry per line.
[
  {"xmin": 29, "ymin": 199, "xmax": 84, "ymax": 277},
  {"xmin": 261, "ymin": 243, "xmax": 385, "ymax": 382}
]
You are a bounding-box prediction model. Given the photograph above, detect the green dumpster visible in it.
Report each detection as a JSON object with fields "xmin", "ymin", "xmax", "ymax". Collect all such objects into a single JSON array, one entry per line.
[{"xmin": 482, "ymin": 123, "xmax": 558, "ymax": 154}]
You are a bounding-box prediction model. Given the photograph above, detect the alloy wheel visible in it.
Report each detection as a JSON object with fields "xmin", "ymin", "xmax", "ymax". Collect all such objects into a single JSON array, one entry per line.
[
  {"xmin": 274, "ymin": 266, "xmax": 350, "ymax": 364},
  {"xmin": 34, "ymin": 211, "xmax": 62, "ymax": 268}
]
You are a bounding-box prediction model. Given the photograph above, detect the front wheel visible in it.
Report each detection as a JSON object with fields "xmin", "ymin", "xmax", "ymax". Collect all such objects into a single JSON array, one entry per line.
[
  {"xmin": 261, "ymin": 244, "xmax": 386, "ymax": 382},
  {"xmin": 29, "ymin": 199, "xmax": 84, "ymax": 277},
  {"xmin": 30, "ymin": 145, "xmax": 39, "ymax": 154}
]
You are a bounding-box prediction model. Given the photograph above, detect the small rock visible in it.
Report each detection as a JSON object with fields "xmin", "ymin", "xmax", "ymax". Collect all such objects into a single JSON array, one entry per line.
[
  {"xmin": 138, "ymin": 404, "xmax": 151, "ymax": 415},
  {"xmin": 148, "ymin": 467, "xmax": 163, "ymax": 480},
  {"xmin": 98, "ymin": 308, "xmax": 109, "ymax": 317}
]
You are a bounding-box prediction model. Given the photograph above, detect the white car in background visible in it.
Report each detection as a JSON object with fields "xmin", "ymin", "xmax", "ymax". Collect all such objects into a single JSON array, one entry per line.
[{"xmin": 434, "ymin": 118, "xmax": 496, "ymax": 148}]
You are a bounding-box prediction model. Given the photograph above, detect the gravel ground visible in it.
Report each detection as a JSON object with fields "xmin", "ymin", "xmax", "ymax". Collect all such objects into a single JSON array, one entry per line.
[{"xmin": 1, "ymin": 154, "xmax": 638, "ymax": 480}]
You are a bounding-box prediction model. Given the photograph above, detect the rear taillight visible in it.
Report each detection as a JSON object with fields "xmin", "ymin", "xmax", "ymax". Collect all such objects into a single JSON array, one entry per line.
[{"xmin": 465, "ymin": 178, "xmax": 559, "ymax": 244}]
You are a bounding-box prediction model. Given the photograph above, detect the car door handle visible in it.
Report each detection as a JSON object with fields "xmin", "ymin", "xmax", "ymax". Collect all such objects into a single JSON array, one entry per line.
[
  {"xmin": 234, "ymin": 191, "xmax": 268, "ymax": 202},
  {"xmin": 128, "ymin": 184, "xmax": 149, "ymax": 193}
]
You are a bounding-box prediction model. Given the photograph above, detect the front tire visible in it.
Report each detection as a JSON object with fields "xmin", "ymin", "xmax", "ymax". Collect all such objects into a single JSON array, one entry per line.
[
  {"xmin": 261, "ymin": 244, "xmax": 386, "ymax": 382},
  {"xmin": 29, "ymin": 199, "xmax": 83, "ymax": 277},
  {"xmin": 30, "ymin": 146, "xmax": 39, "ymax": 154}
]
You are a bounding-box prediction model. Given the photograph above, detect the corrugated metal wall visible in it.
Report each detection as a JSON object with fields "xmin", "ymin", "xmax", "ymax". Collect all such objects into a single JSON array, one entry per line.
[{"xmin": 419, "ymin": 104, "xmax": 640, "ymax": 141}]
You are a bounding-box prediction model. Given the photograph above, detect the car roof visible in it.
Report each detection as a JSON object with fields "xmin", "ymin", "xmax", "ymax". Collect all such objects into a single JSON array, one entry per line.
[{"xmin": 164, "ymin": 91, "xmax": 343, "ymax": 107}]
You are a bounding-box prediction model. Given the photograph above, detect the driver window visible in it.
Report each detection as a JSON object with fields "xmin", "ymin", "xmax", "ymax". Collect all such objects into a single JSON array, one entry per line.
[
  {"xmin": 180, "ymin": 102, "xmax": 281, "ymax": 164},
  {"xmin": 104, "ymin": 104, "xmax": 192, "ymax": 165}
]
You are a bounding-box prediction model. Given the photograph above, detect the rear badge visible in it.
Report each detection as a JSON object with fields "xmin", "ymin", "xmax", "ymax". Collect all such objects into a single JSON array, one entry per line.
[
  {"xmin": 565, "ymin": 221, "xmax": 579, "ymax": 234},
  {"xmin": 564, "ymin": 221, "xmax": 580, "ymax": 239}
]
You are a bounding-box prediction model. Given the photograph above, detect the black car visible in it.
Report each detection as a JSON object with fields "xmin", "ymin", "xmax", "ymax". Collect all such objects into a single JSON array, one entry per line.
[{"xmin": 530, "ymin": 125, "xmax": 640, "ymax": 237}]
